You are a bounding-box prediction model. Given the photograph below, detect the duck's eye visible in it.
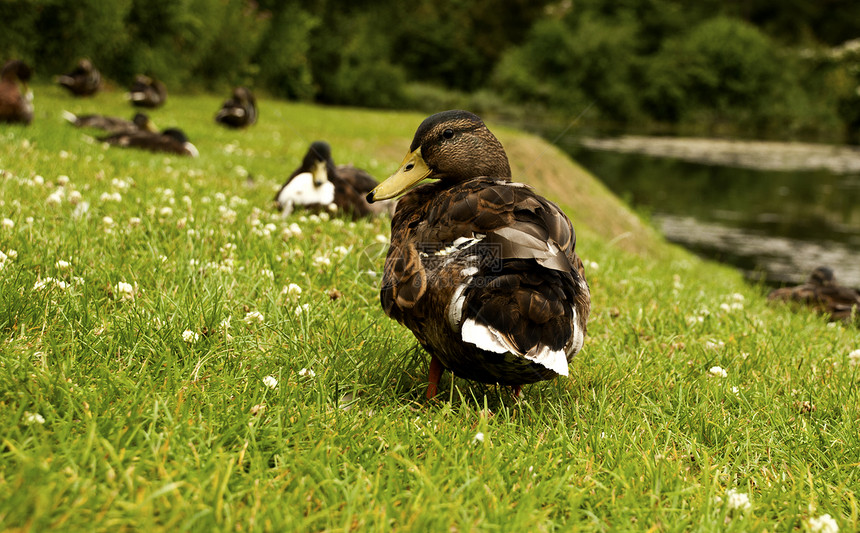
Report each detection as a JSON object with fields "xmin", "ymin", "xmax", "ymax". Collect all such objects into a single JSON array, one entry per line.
[{"xmin": 442, "ymin": 129, "xmax": 454, "ymax": 140}]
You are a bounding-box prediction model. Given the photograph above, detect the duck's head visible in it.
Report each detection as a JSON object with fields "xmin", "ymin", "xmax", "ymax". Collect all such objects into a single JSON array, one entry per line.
[
  {"xmin": 233, "ymin": 87, "xmax": 255, "ymax": 104},
  {"xmin": 133, "ymin": 113, "xmax": 157, "ymax": 132},
  {"xmin": 808, "ymin": 266, "xmax": 836, "ymax": 287},
  {"xmin": 303, "ymin": 141, "xmax": 335, "ymax": 187},
  {"xmin": 368, "ymin": 110, "xmax": 511, "ymax": 202},
  {"xmin": 2, "ymin": 60, "xmax": 33, "ymax": 84}
]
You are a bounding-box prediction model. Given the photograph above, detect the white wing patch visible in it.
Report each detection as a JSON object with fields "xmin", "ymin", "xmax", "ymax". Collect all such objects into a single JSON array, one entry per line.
[
  {"xmin": 460, "ymin": 315, "xmax": 575, "ymax": 377},
  {"xmin": 461, "ymin": 318, "xmax": 519, "ymax": 354},
  {"xmin": 276, "ymin": 172, "xmax": 335, "ymax": 213}
]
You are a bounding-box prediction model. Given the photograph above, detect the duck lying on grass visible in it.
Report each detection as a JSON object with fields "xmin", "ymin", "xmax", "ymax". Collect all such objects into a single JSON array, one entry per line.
[
  {"xmin": 215, "ymin": 87, "xmax": 257, "ymax": 129},
  {"xmin": 275, "ymin": 141, "xmax": 393, "ymax": 218},
  {"xmin": 56, "ymin": 58, "xmax": 101, "ymax": 97},
  {"xmin": 100, "ymin": 127, "xmax": 198, "ymax": 157},
  {"xmin": 63, "ymin": 111, "xmax": 156, "ymax": 135},
  {"xmin": 127, "ymin": 75, "xmax": 167, "ymax": 108},
  {"xmin": 0, "ymin": 59, "xmax": 34, "ymax": 125},
  {"xmin": 367, "ymin": 110, "xmax": 591, "ymax": 398},
  {"xmin": 768, "ymin": 266, "xmax": 860, "ymax": 322}
]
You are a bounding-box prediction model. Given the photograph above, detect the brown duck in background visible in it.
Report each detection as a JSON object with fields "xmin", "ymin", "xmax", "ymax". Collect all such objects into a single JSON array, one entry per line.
[
  {"xmin": 0, "ymin": 59, "xmax": 34, "ymax": 124},
  {"xmin": 127, "ymin": 75, "xmax": 167, "ymax": 108},
  {"xmin": 56, "ymin": 58, "xmax": 101, "ymax": 96},
  {"xmin": 768, "ymin": 266, "xmax": 860, "ymax": 322},
  {"xmin": 63, "ymin": 110, "xmax": 157, "ymax": 135},
  {"xmin": 274, "ymin": 141, "xmax": 393, "ymax": 218},
  {"xmin": 367, "ymin": 110, "xmax": 591, "ymax": 399},
  {"xmin": 100, "ymin": 127, "xmax": 198, "ymax": 157},
  {"xmin": 215, "ymin": 87, "xmax": 257, "ymax": 129}
]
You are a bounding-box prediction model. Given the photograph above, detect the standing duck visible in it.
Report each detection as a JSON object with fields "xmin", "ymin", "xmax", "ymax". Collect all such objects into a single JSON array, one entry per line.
[
  {"xmin": 100, "ymin": 127, "xmax": 199, "ymax": 157},
  {"xmin": 127, "ymin": 75, "xmax": 167, "ymax": 108},
  {"xmin": 63, "ymin": 111, "xmax": 157, "ymax": 135},
  {"xmin": 0, "ymin": 59, "xmax": 34, "ymax": 125},
  {"xmin": 215, "ymin": 87, "xmax": 257, "ymax": 129},
  {"xmin": 274, "ymin": 141, "xmax": 393, "ymax": 218},
  {"xmin": 56, "ymin": 58, "xmax": 101, "ymax": 96},
  {"xmin": 367, "ymin": 110, "xmax": 591, "ymax": 398},
  {"xmin": 768, "ymin": 266, "xmax": 860, "ymax": 322}
]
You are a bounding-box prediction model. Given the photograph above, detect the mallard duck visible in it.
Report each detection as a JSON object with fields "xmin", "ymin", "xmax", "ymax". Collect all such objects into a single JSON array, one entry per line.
[
  {"xmin": 215, "ymin": 87, "xmax": 257, "ymax": 129},
  {"xmin": 366, "ymin": 110, "xmax": 591, "ymax": 398},
  {"xmin": 56, "ymin": 58, "xmax": 101, "ymax": 96},
  {"xmin": 768, "ymin": 266, "xmax": 860, "ymax": 322},
  {"xmin": 127, "ymin": 75, "xmax": 167, "ymax": 108},
  {"xmin": 274, "ymin": 141, "xmax": 393, "ymax": 218},
  {"xmin": 0, "ymin": 59, "xmax": 34, "ymax": 125},
  {"xmin": 63, "ymin": 110, "xmax": 157, "ymax": 135},
  {"xmin": 100, "ymin": 127, "xmax": 198, "ymax": 157}
]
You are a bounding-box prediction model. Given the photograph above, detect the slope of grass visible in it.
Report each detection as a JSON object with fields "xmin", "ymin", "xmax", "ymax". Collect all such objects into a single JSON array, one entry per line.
[{"xmin": 0, "ymin": 85, "xmax": 857, "ymax": 531}]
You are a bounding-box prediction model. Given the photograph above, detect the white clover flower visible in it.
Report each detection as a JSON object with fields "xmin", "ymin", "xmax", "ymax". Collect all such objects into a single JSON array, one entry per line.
[
  {"xmin": 2, "ymin": 218, "xmax": 14, "ymax": 229},
  {"xmin": 331, "ymin": 218, "xmax": 345, "ymax": 227},
  {"xmin": 181, "ymin": 329, "xmax": 199, "ymax": 343},
  {"xmin": 709, "ymin": 366, "xmax": 728, "ymax": 378},
  {"xmin": 129, "ymin": 217, "xmax": 142, "ymax": 227},
  {"xmin": 809, "ymin": 514, "xmax": 839, "ymax": 533},
  {"xmin": 686, "ymin": 315, "xmax": 704, "ymax": 326},
  {"xmin": 473, "ymin": 432, "xmax": 485, "ymax": 443},
  {"xmin": 262, "ymin": 375, "xmax": 278, "ymax": 389},
  {"xmin": 0, "ymin": 250, "xmax": 8, "ymax": 269},
  {"xmin": 294, "ymin": 304, "xmax": 310, "ymax": 316},
  {"xmin": 23, "ymin": 411, "xmax": 45, "ymax": 425},
  {"xmin": 725, "ymin": 489, "xmax": 751, "ymax": 511},
  {"xmin": 705, "ymin": 340, "xmax": 725, "ymax": 351},
  {"xmin": 46, "ymin": 191, "xmax": 63, "ymax": 206},
  {"xmin": 313, "ymin": 255, "xmax": 331, "ymax": 267},
  {"xmin": 298, "ymin": 367, "xmax": 315, "ymax": 378},
  {"xmin": 33, "ymin": 277, "xmax": 56, "ymax": 291},
  {"xmin": 731, "ymin": 293, "xmax": 745, "ymax": 302},
  {"xmin": 261, "ymin": 268, "xmax": 274, "ymax": 280},
  {"xmin": 6, "ymin": 249, "xmax": 16, "ymax": 260},
  {"xmin": 159, "ymin": 206, "xmax": 173, "ymax": 218},
  {"xmin": 849, "ymin": 349, "xmax": 860, "ymax": 368},
  {"xmin": 333, "ymin": 245, "xmax": 349, "ymax": 256},
  {"xmin": 33, "ymin": 175, "xmax": 44, "ymax": 185},
  {"xmin": 374, "ymin": 233, "xmax": 388, "ymax": 244},
  {"xmin": 219, "ymin": 316, "xmax": 231, "ymax": 331},
  {"xmin": 102, "ymin": 216, "xmax": 114, "ymax": 226},
  {"xmin": 587, "ymin": 261, "xmax": 599, "ymax": 271},
  {"xmin": 67, "ymin": 190, "xmax": 82, "ymax": 205},
  {"xmin": 243, "ymin": 311, "xmax": 264, "ymax": 325},
  {"xmin": 114, "ymin": 281, "xmax": 135, "ymax": 301},
  {"xmin": 282, "ymin": 283, "xmax": 302, "ymax": 300},
  {"xmin": 731, "ymin": 386, "xmax": 740, "ymax": 395}
]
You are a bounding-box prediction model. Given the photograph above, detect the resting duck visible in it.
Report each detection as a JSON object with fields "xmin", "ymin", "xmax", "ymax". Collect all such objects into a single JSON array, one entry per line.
[
  {"xmin": 768, "ymin": 266, "xmax": 860, "ymax": 322},
  {"xmin": 0, "ymin": 59, "xmax": 34, "ymax": 125},
  {"xmin": 100, "ymin": 127, "xmax": 199, "ymax": 157},
  {"xmin": 63, "ymin": 110, "xmax": 156, "ymax": 135},
  {"xmin": 56, "ymin": 58, "xmax": 101, "ymax": 96},
  {"xmin": 274, "ymin": 141, "xmax": 393, "ymax": 218},
  {"xmin": 215, "ymin": 87, "xmax": 257, "ymax": 128},
  {"xmin": 367, "ymin": 110, "xmax": 591, "ymax": 398},
  {"xmin": 127, "ymin": 75, "xmax": 167, "ymax": 108}
]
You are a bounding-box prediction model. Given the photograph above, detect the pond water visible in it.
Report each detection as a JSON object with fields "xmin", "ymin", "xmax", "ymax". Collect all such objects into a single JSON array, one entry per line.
[{"xmin": 561, "ymin": 138, "xmax": 860, "ymax": 288}]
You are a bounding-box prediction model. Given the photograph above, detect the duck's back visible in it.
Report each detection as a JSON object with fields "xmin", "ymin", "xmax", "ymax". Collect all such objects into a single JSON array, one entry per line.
[{"xmin": 382, "ymin": 177, "xmax": 590, "ymax": 384}]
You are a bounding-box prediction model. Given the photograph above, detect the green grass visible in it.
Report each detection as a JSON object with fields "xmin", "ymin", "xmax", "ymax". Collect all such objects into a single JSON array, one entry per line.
[{"xmin": 1, "ymin": 85, "xmax": 858, "ymax": 532}]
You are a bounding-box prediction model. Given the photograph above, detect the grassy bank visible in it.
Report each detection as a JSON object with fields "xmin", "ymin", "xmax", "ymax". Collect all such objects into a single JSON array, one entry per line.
[{"xmin": 1, "ymin": 86, "xmax": 857, "ymax": 531}]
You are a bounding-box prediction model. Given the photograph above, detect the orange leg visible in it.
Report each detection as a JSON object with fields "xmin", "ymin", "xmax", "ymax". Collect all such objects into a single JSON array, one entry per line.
[{"xmin": 426, "ymin": 355, "xmax": 444, "ymax": 399}]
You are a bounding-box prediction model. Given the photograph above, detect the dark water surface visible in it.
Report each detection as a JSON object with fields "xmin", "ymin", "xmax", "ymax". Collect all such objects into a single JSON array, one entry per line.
[{"xmin": 563, "ymin": 142, "xmax": 860, "ymax": 287}]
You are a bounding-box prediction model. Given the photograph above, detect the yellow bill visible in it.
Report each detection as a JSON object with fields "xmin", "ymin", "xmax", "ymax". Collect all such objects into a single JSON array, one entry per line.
[{"xmin": 367, "ymin": 147, "xmax": 431, "ymax": 202}]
